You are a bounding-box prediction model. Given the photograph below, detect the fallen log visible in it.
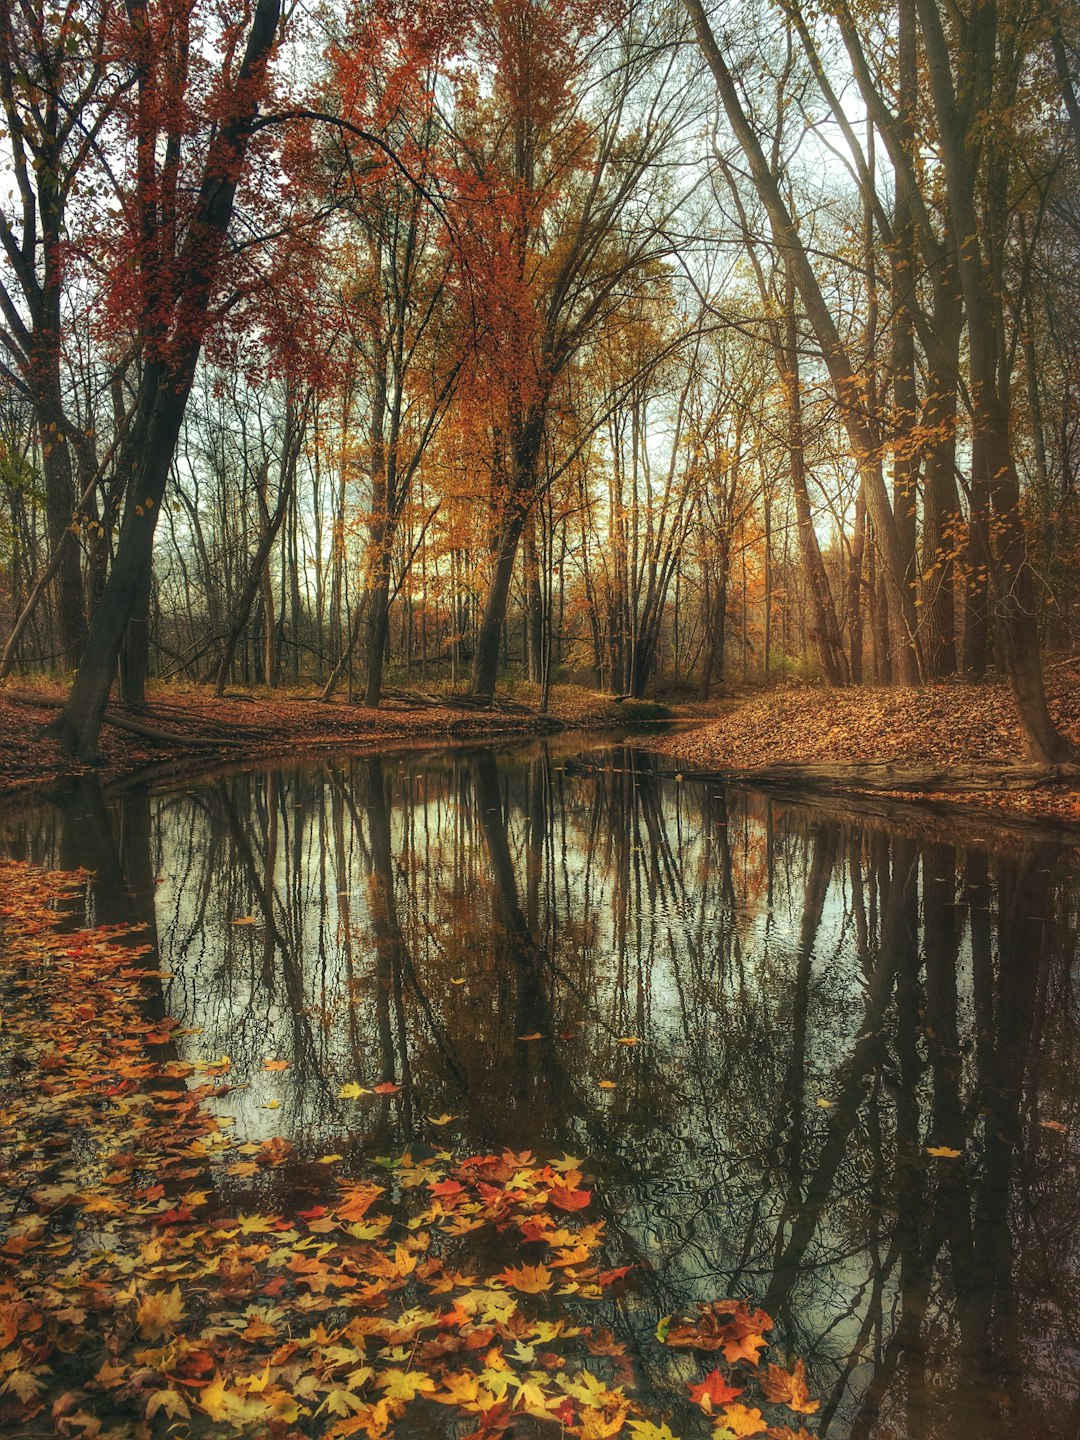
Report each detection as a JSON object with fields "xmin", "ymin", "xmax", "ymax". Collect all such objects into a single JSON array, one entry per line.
[{"xmin": 4, "ymin": 691, "xmax": 237, "ymax": 749}]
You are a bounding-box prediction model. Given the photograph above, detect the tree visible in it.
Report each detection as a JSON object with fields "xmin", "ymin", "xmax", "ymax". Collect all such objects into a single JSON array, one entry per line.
[
  {"xmin": 43, "ymin": 0, "xmax": 284, "ymax": 757},
  {"xmin": 443, "ymin": 0, "xmax": 691, "ymax": 699},
  {"xmin": 0, "ymin": 0, "xmax": 127, "ymax": 665}
]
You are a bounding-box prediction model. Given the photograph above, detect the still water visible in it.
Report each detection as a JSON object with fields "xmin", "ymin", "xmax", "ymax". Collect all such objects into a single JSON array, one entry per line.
[{"xmin": 4, "ymin": 738, "xmax": 1079, "ymax": 1438}]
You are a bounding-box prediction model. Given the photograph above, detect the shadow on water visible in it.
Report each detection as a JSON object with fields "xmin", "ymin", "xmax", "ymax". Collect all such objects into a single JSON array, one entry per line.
[{"xmin": 3, "ymin": 739, "xmax": 1079, "ymax": 1439}]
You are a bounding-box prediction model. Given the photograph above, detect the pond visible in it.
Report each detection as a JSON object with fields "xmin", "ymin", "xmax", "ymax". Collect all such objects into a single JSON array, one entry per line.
[{"xmin": 3, "ymin": 737, "xmax": 1079, "ymax": 1439}]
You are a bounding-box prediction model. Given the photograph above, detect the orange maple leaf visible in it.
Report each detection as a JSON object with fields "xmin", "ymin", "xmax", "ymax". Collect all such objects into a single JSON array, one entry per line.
[
  {"xmin": 496, "ymin": 1263, "xmax": 553, "ymax": 1293},
  {"xmin": 760, "ymin": 1359, "xmax": 818, "ymax": 1414},
  {"xmin": 549, "ymin": 1183, "xmax": 592, "ymax": 1211},
  {"xmin": 335, "ymin": 1182, "xmax": 385, "ymax": 1222},
  {"xmin": 688, "ymin": 1369, "xmax": 743, "ymax": 1412}
]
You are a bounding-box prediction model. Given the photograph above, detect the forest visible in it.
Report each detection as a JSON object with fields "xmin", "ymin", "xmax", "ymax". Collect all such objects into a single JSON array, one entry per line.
[
  {"xmin": 3, "ymin": 5, "xmax": 1080, "ymax": 1436},
  {"xmin": 0, "ymin": 0, "xmax": 1077, "ymax": 766}
]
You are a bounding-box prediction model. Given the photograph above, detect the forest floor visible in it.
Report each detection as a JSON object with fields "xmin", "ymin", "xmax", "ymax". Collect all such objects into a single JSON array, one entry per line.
[
  {"xmin": 648, "ymin": 656, "xmax": 1080, "ymax": 826},
  {"xmin": 0, "ymin": 681, "xmax": 670, "ymax": 798}
]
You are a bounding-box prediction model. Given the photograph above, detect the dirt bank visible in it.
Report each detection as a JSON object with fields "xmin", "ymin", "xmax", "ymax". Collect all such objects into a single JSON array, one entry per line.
[
  {"xmin": 647, "ymin": 660, "xmax": 1080, "ymax": 825},
  {"xmin": 0, "ymin": 683, "xmax": 669, "ymax": 798}
]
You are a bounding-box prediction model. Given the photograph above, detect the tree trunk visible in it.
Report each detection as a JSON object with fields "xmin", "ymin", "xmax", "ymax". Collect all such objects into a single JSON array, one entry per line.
[
  {"xmin": 119, "ymin": 567, "xmax": 151, "ymax": 707},
  {"xmin": 524, "ymin": 517, "xmax": 544, "ymax": 684},
  {"xmin": 44, "ymin": 366, "xmax": 188, "ymax": 757},
  {"xmin": 38, "ymin": 410, "xmax": 86, "ymax": 668},
  {"xmin": 471, "ymin": 413, "xmax": 545, "ymax": 700},
  {"xmin": 364, "ymin": 539, "xmax": 392, "ymax": 708},
  {"xmin": 781, "ymin": 269, "xmax": 850, "ymax": 685}
]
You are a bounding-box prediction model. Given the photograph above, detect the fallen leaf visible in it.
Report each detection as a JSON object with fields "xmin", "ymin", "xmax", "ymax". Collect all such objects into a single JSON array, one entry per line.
[
  {"xmin": 720, "ymin": 1402, "xmax": 768, "ymax": 1436},
  {"xmin": 136, "ymin": 1284, "xmax": 185, "ymax": 1340},
  {"xmin": 497, "ymin": 1263, "xmax": 553, "ymax": 1293},
  {"xmin": 688, "ymin": 1369, "xmax": 743, "ymax": 1412},
  {"xmin": 759, "ymin": 1359, "xmax": 817, "ymax": 1414}
]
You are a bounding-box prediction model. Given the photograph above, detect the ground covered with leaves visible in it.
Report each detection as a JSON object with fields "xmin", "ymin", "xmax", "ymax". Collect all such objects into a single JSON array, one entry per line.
[
  {"xmin": 0, "ymin": 859, "xmax": 816, "ymax": 1440},
  {"xmin": 651, "ymin": 661, "xmax": 1080, "ymax": 823},
  {"xmin": 0, "ymin": 684, "xmax": 669, "ymax": 798}
]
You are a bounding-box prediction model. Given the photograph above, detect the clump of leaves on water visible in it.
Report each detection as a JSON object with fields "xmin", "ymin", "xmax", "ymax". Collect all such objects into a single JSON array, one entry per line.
[{"xmin": 0, "ymin": 859, "xmax": 817, "ymax": 1439}]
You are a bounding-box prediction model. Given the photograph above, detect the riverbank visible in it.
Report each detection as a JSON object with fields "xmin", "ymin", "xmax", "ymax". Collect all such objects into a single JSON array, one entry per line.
[
  {"xmin": 647, "ymin": 659, "xmax": 1080, "ymax": 825},
  {"xmin": 0, "ymin": 682, "xmax": 671, "ymax": 798},
  {"xmin": 5, "ymin": 670, "xmax": 1080, "ymax": 826}
]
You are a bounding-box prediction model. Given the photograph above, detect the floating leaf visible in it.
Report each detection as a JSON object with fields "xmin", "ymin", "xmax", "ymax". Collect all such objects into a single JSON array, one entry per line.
[
  {"xmin": 759, "ymin": 1358, "xmax": 817, "ymax": 1414},
  {"xmin": 688, "ymin": 1369, "xmax": 743, "ymax": 1412},
  {"xmin": 497, "ymin": 1263, "xmax": 554, "ymax": 1293},
  {"xmin": 718, "ymin": 1401, "xmax": 767, "ymax": 1436}
]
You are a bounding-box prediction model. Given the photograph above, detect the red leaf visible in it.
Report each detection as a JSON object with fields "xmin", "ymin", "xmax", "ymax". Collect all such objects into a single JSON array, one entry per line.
[{"xmin": 689, "ymin": 1369, "xmax": 744, "ymax": 1412}]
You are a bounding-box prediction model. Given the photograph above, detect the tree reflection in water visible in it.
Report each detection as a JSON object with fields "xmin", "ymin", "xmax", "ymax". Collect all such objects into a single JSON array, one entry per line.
[{"xmin": 3, "ymin": 740, "xmax": 1079, "ymax": 1439}]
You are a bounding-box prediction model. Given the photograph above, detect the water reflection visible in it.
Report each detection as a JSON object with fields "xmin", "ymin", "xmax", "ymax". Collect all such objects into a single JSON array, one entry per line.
[{"xmin": 4, "ymin": 741, "xmax": 1079, "ymax": 1439}]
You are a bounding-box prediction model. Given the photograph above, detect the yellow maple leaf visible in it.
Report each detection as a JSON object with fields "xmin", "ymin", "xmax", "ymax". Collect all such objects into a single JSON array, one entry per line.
[
  {"xmin": 136, "ymin": 1284, "xmax": 185, "ymax": 1341},
  {"xmin": 145, "ymin": 1387, "xmax": 190, "ymax": 1422},
  {"xmin": 926, "ymin": 1145, "xmax": 962, "ymax": 1158},
  {"xmin": 718, "ymin": 1402, "xmax": 767, "ymax": 1436},
  {"xmin": 549, "ymin": 1153, "xmax": 585, "ymax": 1173},
  {"xmin": 497, "ymin": 1263, "xmax": 553, "ymax": 1293},
  {"xmin": 627, "ymin": 1421, "xmax": 679, "ymax": 1440},
  {"xmin": 578, "ymin": 1402, "xmax": 630, "ymax": 1437},
  {"xmin": 376, "ymin": 1369, "xmax": 436, "ymax": 1402},
  {"xmin": 199, "ymin": 1373, "xmax": 271, "ymax": 1423}
]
